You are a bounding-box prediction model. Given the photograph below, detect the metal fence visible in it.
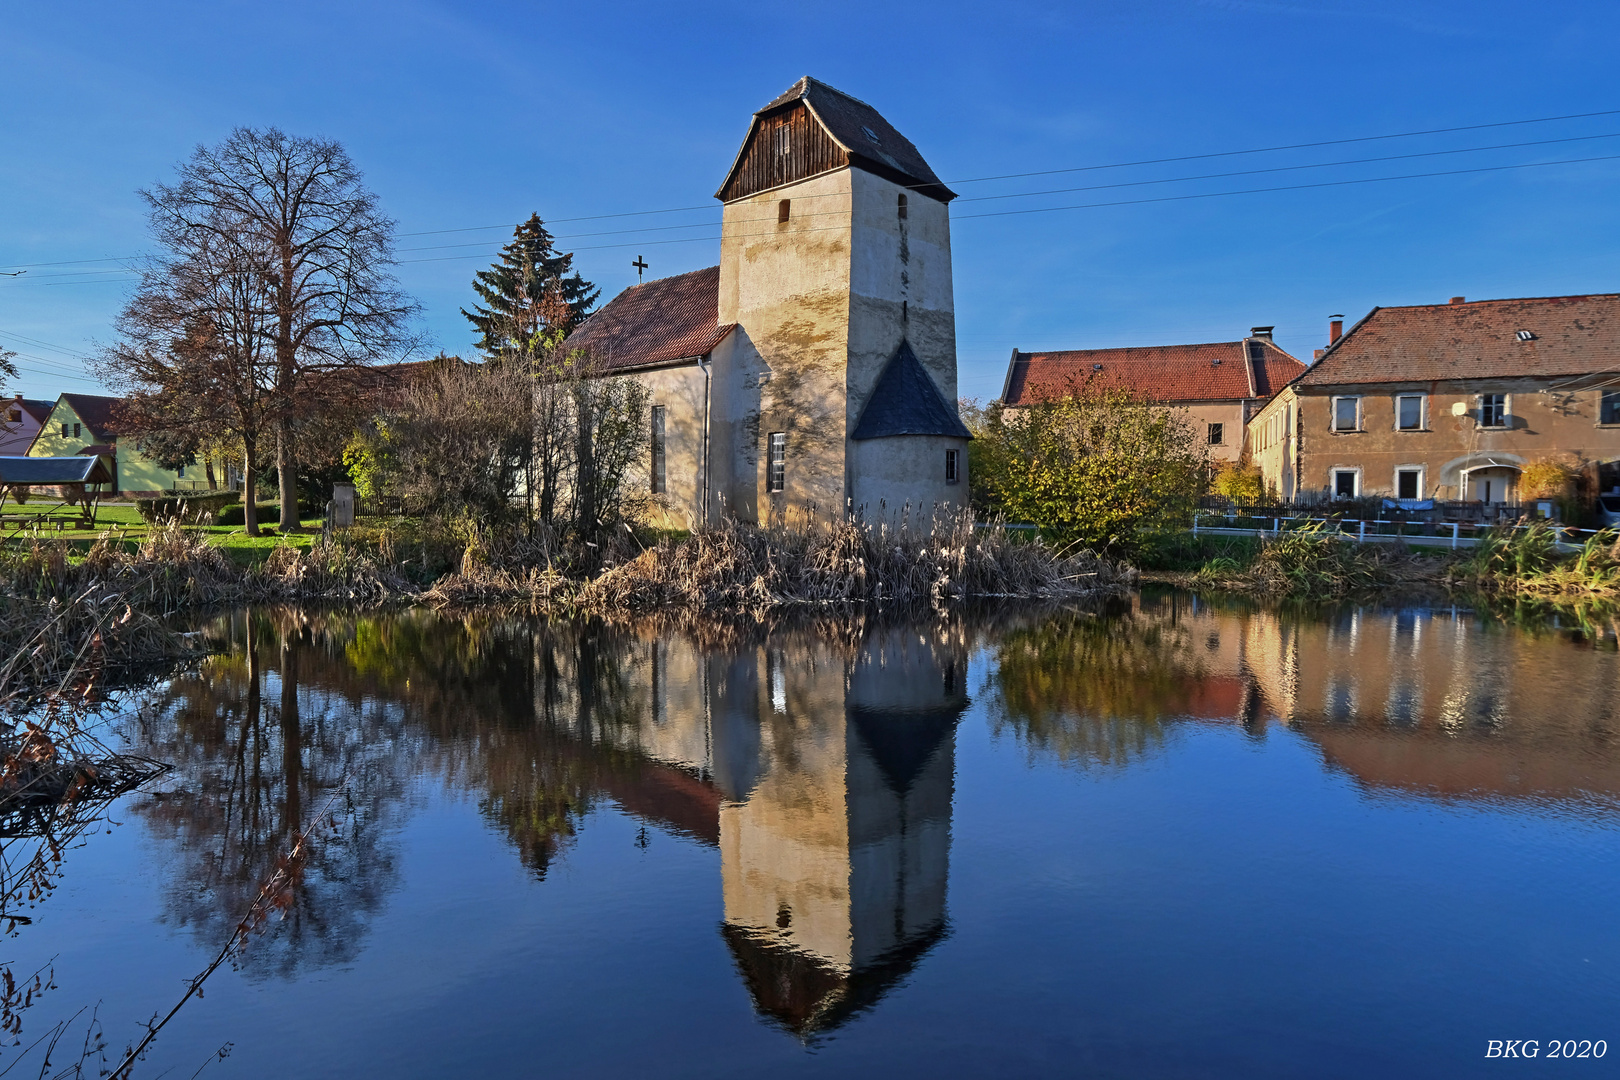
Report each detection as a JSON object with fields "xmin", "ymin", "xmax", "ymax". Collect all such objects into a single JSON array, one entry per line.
[{"xmin": 1191, "ymin": 509, "xmax": 1606, "ymax": 552}]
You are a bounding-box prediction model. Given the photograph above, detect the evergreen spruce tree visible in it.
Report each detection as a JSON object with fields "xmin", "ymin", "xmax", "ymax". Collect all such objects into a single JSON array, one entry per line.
[{"xmin": 462, "ymin": 214, "xmax": 599, "ymax": 360}]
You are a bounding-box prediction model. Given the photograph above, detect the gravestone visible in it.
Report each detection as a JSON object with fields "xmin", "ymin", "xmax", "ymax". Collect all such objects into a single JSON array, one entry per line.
[{"xmin": 330, "ymin": 483, "xmax": 356, "ymax": 528}]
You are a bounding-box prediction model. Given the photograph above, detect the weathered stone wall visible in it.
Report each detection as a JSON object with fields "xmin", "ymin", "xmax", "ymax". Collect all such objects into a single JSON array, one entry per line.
[
  {"xmin": 720, "ymin": 170, "xmax": 854, "ymax": 524},
  {"xmin": 1290, "ymin": 379, "xmax": 1620, "ymax": 501}
]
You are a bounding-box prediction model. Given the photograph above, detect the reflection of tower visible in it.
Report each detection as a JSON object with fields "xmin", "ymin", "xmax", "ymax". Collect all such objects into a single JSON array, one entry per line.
[{"xmin": 717, "ymin": 627, "xmax": 966, "ymax": 1037}]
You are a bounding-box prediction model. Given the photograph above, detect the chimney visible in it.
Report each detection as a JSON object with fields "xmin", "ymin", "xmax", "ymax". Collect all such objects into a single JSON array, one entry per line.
[
  {"xmin": 1313, "ymin": 349, "xmax": 1325, "ymax": 361},
  {"xmin": 1329, "ymin": 314, "xmax": 1344, "ymax": 344},
  {"xmin": 1250, "ymin": 326, "xmax": 1274, "ymax": 341},
  {"xmin": 1449, "ymin": 296, "xmax": 1466, "ymax": 305}
]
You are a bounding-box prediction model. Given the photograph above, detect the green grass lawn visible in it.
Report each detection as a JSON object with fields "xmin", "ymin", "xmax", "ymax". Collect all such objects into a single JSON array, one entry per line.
[{"xmin": 0, "ymin": 500, "xmax": 327, "ymax": 566}]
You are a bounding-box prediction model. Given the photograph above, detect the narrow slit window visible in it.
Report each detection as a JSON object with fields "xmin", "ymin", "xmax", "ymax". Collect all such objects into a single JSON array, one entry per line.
[
  {"xmin": 898, "ymin": 193, "xmax": 908, "ymax": 220},
  {"xmin": 650, "ymin": 405, "xmax": 666, "ymax": 494},
  {"xmin": 945, "ymin": 448, "xmax": 959, "ymax": 483},
  {"xmin": 767, "ymin": 432, "xmax": 786, "ymax": 493},
  {"xmin": 778, "ymin": 199, "xmax": 791, "ymax": 223}
]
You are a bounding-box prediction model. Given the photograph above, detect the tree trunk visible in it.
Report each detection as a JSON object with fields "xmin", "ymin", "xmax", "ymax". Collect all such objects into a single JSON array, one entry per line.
[
  {"xmin": 205, "ymin": 456, "xmax": 217, "ymax": 490},
  {"xmin": 280, "ymin": 636, "xmax": 302, "ymax": 834},
  {"xmin": 277, "ymin": 416, "xmax": 298, "ymax": 532},
  {"xmin": 242, "ymin": 434, "xmax": 260, "ymax": 537}
]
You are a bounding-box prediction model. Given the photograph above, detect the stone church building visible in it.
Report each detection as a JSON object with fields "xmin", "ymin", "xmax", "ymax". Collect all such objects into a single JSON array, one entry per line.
[{"xmin": 564, "ymin": 76, "xmax": 971, "ymax": 528}]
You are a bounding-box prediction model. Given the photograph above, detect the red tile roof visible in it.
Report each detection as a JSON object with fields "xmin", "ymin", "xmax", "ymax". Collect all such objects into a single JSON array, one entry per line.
[
  {"xmin": 1300, "ymin": 293, "xmax": 1620, "ymax": 387},
  {"xmin": 1001, "ymin": 340, "xmax": 1306, "ymax": 406},
  {"xmin": 563, "ymin": 266, "xmax": 734, "ymax": 371}
]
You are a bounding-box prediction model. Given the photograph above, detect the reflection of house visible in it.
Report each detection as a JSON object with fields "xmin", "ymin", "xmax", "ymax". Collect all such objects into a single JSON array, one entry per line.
[
  {"xmin": 576, "ymin": 624, "xmax": 967, "ymax": 1036},
  {"xmin": 1251, "ymin": 294, "xmax": 1620, "ymax": 505},
  {"xmin": 1, "ymin": 396, "xmax": 52, "ymax": 454},
  {"xmin": 998, "ymin": 330, "xmax": 1306, "ymax": 462},
  {"xmin": 1134, "ymin": 592, "xmax": 1620, "ymax": 806},
  {"xmin": 562, "ymin": 77, "xmax": 971, "ymax": 530}
]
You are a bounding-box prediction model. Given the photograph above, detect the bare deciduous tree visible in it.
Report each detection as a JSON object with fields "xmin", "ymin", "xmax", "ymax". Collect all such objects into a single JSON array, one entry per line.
[{"xmin": 132, "ymin": 128, "xmax": 421, "ymax": 532}]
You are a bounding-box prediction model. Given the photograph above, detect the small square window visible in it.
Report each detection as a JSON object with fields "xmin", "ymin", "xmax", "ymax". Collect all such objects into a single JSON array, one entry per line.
[
  {"xmin": 1396, "ymin": 469, "xmax": 1421, "ymax": 500},
  {"xmin": 1333, "ymin": 470, "xmax": 1358, "ymax": 498},
  {"xmin": 1602, "ymin": 390, "xmax": 1620, "ymax": 425},
  {"xmin": 1397, "ymin": 395, "xmax": 1423, "ymax": 431},
  {"xmin": 767, "ymin": 432, "xmax": 786, "ymax": 493},
  {"xmin": 1480, "ymin": 393, "xmax": 1506, "ymax": 428},
  {"xmin": 1332, "ymin": 397, "xmax": 1359, "ymax": 432},
  {"xmin": 1208, "ymin": 422, "xmax": 1224, "ymax": 446},
  {"xmin": 945, "ymin": 448, "xmax": 959, "ymax": 484}
]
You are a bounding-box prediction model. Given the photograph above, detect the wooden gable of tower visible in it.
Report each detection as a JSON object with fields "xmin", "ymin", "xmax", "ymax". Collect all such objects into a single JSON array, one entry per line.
[{"xmin": 718, "ymin": 102, "xmax": 848, "ymax": 203}]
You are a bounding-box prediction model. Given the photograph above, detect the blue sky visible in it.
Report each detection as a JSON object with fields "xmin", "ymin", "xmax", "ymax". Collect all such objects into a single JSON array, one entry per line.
[{"xmin": 2, "ymin": 0, "xmax": 1617, "ymax": 404}]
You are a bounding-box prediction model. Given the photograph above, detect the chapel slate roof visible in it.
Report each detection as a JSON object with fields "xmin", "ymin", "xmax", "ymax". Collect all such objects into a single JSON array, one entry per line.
[
  {"xmin": 1001, "ymin": 340, "xmax": 1306, "ymax": 406},
  {"xmin": 852, "ymin": 340, "xmax": 971, "ymax": 440},
  {"xmin": 562, "ymin": 266, "xmax": 735, "ymax": 371},
  {"xmin": 1298, "ymin": 294, "xmax": 1620, "ymax": 388},
  {"xmin": 748, "ymin": 77, "xmax": 955, "ymax": 202}
]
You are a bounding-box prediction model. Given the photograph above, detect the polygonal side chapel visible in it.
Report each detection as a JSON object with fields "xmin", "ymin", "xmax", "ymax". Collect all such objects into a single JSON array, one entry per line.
[{"xmin": 564, "ymin": 76, "xmax": 970, "ymax": 528}]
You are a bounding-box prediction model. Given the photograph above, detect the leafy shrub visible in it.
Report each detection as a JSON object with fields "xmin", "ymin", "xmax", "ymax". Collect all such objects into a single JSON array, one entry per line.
[
  {"xmin": 132, "ymin": 491, "xmax": 239, "ymax": 523},
  {"xmin": 217, "ymin": 500, "xmax": 319, "ymax": 527},
  {"xmin": 1211, "ymin": 461, "xmax": 1266, "ymax": 504}
]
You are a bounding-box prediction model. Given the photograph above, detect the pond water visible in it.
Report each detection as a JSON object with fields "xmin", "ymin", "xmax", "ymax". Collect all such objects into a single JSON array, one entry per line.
[{"xmin": 4, "ymin": 592, "xmax": 1618, "ymax": 1077}]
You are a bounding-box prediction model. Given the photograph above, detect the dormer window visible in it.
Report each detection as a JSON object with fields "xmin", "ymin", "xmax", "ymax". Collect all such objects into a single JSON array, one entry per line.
[
  {"xmin": 1515, "ymin": 330, "xmax": 1536, "ymax": 341},
  {"xmin": 862, "ymin": 125, "xmax": 880, "ymax": 144}
]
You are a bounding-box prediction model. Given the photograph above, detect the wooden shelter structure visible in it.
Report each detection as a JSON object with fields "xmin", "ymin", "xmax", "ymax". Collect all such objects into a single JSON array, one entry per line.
[{"xmin": 0, "ymin": 455, "xmax": 113, "ymax": 531}]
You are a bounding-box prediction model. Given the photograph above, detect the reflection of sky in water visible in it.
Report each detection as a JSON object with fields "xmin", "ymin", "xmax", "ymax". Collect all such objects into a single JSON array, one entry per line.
[{"xmin": 2, "ymin": 597, "xmax": 1617, "ymax": 1077}]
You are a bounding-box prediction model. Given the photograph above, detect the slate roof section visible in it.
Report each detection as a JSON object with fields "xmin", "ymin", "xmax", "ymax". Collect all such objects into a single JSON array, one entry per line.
[
  {"xmin": 852, "ymin": 340, "xmax": 971, "ymax": 440},
  {"xmin": 0, "ymin": 455, "xmax": 113, "ymax": 485},
  {"xmin": 1299, "ymin": 294, "xmax": 1620, "ymax": 387},
  {"xmin": 1001, "ymin": 340, "xmax": 1307, "ymax": 406},
  {"xmin": 751, "ymin": 77, "xmax": 955, "ymax": 202},
  {"xmin": 562, "ymin": 266, "xmax": 735, "ymax": 372}
]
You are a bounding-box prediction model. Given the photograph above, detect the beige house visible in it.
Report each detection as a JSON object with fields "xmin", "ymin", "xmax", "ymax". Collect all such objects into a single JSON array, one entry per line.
[
  {"xmin": 25, "ymin": 393, "xmax": 195, "ymax": 495},
  {"xmin": 998, "ymin": 330, "xmax": 1306, "ymax": 461},
  {"xmin": 1250, "ymin": 294, "xmax": 1620, "ymax": 505},
  {"xmin": 564, "ymin": 76, "xmax": 971, "ymax": 530}
]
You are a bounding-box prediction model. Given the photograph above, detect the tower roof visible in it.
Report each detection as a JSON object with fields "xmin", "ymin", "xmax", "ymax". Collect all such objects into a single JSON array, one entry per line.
[
  {"xmin": 852, "ymin": 340, "xmax": 971, "ymax": 440},
  {"xmin": 717, "ymin": 77, "xmax": 955, "ymax": 203}
]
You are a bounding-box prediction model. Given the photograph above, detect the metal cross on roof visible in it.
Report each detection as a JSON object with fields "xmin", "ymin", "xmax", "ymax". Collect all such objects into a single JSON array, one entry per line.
[{"xmin": 632, "ymin": 256, "xmax": 648, "ymax": 284}]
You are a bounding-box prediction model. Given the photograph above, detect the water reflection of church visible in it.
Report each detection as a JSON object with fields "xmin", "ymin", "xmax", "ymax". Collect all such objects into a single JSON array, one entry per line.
[{"xmin": 573, "ymin": 626, "xmax": 968, "ymax": 1036}]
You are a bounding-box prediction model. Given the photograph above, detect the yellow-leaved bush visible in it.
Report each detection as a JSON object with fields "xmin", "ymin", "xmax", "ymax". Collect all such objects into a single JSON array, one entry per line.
[{"xmin": 968, "ymin": 388, "xmax": 1208, "ymax": 551}]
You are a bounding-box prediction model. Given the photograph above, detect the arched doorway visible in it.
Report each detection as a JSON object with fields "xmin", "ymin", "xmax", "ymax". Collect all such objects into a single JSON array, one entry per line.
[{"xmin": 1463, "ymin": 465, "xmax": 1519, "ymax": 507}]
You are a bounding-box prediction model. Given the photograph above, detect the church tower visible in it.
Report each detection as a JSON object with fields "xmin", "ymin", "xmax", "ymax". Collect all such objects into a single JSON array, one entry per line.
[{"xmin": 714, "ymin": 77, "xmax": 970, "ymax": 526}]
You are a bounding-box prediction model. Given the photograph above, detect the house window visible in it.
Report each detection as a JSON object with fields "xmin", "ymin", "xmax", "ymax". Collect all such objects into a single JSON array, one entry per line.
[
  {"xmin": 1208, "ymin": 422, "xmax": 1224, "ymax": 446},
  {"xmin": 1480, "ymin": 393, "xmax": 1507, "ymax": 428},
  {"xmin": 1396, "ymin": 395, "xmax": 1424, "ymax": 431},
  {"xmin": 176, "ymin": 464, "xmax": 186, "ymax": 479},
  {"xmin": 1602, "ymin": 390, "xmax": 1620, "ymax": 425},
  {"xmin": 898, "ymin": 193, "xmax": 908, "ymax": 220},
  {"xmin": 60, "ymin": 423, "xmax": 69, "ymax": 437},
  {"xmin": 6, "ymin": 409, "xmax": 18, "ymax": 423},
  {"xmin": 73, "ymin": 423, "xmax": 81, "ymax": 438},
  {"xmin": 1396, "ymin": 468, "xmax": 1423, "ymax": 500},
  {"xmin": 778, "ymin": 199, "xmax": 791, "ymax": 223},
  {"xmin": 650, "ymin": 405, "xmax": 666, "ymax": 495},
  {"xmin": 773, "ymin": 124, "xmax": 791, "ymax": 158},
  {"xmin": 945, "ymin": 449, "xmax": 959, "ymax": 484},
  {"xmin": 1333, "ymin": 469, "xmax": 1359, "ymax": 499},
  {"xmin": 1332, "ymin": 396, "xmax": 1359, "ymax": 432},
  {"xmin": 767, "ymin": 432, "xmax": 786, "ymax": 493}
]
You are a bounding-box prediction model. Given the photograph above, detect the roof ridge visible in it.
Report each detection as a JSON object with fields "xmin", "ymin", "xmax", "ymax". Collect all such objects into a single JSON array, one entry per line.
[{"xmin": 1376, "ymin": 292, "xmax": 1620, "ymax": 311}]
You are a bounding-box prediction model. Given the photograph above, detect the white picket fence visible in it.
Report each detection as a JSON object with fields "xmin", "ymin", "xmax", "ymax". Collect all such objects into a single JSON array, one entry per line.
[{"xmin": 1191, "ymin": 511, "xmax": 1603, "ymax": 552}]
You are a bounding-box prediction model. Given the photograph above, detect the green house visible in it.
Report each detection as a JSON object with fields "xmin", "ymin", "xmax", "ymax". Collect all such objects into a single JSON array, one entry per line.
[{"xmin": 26, "ymin": 394, "xmax": 193, "ymax": 494}]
